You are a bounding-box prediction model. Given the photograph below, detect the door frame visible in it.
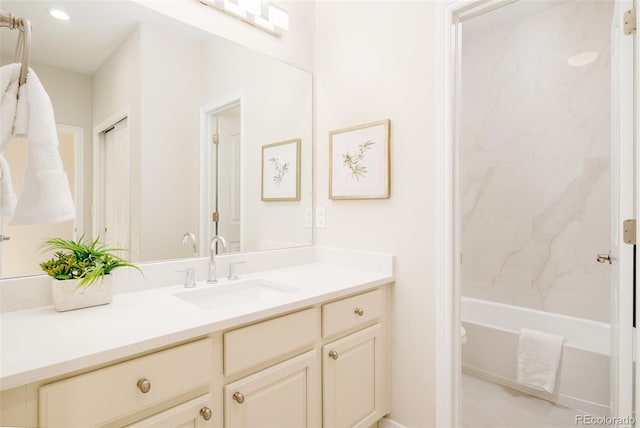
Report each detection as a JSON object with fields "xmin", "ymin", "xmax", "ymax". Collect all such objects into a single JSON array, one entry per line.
[
  {"xmin": 198, "ymin": 91, "xmax": 243, "ymax": 256},
  {"xmin": 436, "ymin": 1, "xmax": 636, "ymax": 426},
  {"xmin": 56, "ymin": 124, "xmax": 84, "ymax": 240},
  {"xmin": 435, "ymin": 2, "xmax": 517, "ymax": 425},
  {"xmin": 92, "ymin": 106, "xmax": 131, "ymax": 249}
]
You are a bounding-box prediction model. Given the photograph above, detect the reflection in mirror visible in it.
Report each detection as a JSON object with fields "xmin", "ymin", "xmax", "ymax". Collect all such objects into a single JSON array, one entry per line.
[{"xmin": 0, "ymin": 1, "xmax": 312, "ymax": 279}]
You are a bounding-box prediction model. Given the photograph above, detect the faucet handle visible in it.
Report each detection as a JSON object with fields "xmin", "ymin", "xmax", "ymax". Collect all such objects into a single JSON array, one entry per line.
[
  {"xmin": 176, "ymin": 267, "xmax": 197, "ymax": 288},
  {"xmin": 227, "ymin": 261, "xmax": 246, "ymax": 280}
]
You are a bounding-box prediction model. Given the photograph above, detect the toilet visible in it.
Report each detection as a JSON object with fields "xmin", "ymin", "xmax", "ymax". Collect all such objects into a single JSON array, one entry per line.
[{"xmin": 461, "ymin": 326, "xmax": 467, "ymax": 345}]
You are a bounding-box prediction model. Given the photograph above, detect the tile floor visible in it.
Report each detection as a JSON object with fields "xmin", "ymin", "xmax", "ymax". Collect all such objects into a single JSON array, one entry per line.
[{"xmin": 461, "ymin": 373, "xmax": 605, "ymax": 428}]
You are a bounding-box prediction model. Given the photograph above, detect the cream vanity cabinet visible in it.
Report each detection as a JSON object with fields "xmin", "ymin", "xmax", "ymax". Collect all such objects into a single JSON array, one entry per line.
[
  {"xmin": 0, "ymin": 284, "xmax": 390, "ymax": 428},
  {"xmin": 322, "ymin": 289, "xmax": 388, "ymax": 428},
  {"xmin": 222, "ymin": 308, "xmax": 321, "ymax": 427},
  {"xmin": 220, "ymin": 287, "xmax": 389, "ymax": 428},
  {"xmin": 38, "ymin": 339, "xmax": 215, "ymax": 428}
]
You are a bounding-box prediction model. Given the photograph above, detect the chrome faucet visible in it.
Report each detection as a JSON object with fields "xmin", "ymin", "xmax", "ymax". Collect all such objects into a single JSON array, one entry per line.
[
  {"xmin": 182, "ymin": 232, "xmax": 197, "ymax": 256},
  {"xmin": 207, "ymin": 235, "xmax": 228, "ymax": 284}
]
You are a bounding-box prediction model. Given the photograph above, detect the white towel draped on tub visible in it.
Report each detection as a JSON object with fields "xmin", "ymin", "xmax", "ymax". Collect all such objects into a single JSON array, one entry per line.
[
  {"xmin": 0, "ymin": 63, "xmax": 74, "ymax": 225},
  {"xmin": 516, "ymin": 328, "xmax": 564, "ymax": 394}
]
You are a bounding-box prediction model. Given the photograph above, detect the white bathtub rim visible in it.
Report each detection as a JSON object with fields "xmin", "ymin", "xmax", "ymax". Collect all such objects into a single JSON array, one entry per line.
[
  {"xmin": 461, "ymin": 296, "xmax": 610, "ymax": 355},
  {"xmin": 460, "ymin": 319, "xmax": 609, "ymax": 356}
]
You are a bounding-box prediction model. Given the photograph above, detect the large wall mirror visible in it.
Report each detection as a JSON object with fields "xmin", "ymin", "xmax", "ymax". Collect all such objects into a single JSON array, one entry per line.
[{"xmin": 0, "ymin": 0, "xmax": 313, "ymax": 279}]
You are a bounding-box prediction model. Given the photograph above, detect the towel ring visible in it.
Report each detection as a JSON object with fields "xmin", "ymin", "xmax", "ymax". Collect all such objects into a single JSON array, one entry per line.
[
  {"xmin": 14, "ymin": 18, "xmax": 31, "ymax": 86},
  {"xmin": 0, "ymin": 11, "xmax": 31, "ymax": 86}
]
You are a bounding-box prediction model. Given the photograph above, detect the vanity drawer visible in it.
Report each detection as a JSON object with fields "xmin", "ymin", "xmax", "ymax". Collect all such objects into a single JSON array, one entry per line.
[
  {"xmin": 322, "ymin": 289, "xmax": 382, "ymax": 338},
  {"xmin": 39, "ymin": 339, "xmax": 213, "ymax": 428},
  {"xmin": 224, "ymin": 307, "xmax": 319, "ymax": 376}
]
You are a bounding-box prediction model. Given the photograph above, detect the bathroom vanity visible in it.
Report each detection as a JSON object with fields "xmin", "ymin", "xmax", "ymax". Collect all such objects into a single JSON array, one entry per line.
[{"xmin": 0, "ymin": 249, "xmax": 393, "ymax": 428}]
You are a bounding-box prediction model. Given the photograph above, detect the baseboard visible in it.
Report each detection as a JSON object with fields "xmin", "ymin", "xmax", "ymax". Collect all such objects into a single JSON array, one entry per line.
[{"xmin": 378, "ymin": 417, "xmax": 407, "ymax": 428}]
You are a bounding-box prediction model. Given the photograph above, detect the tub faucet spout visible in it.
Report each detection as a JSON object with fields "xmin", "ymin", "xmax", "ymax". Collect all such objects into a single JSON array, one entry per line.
[{"xmin": 207, "ymin": 235, "xmax": 228, "ymax": 284}]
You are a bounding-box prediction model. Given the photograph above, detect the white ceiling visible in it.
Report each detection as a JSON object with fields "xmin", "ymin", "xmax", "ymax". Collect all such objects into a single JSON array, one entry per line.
[{"xmin": 1, "ymin": 0, "xmax": 210, "ymax": 75}]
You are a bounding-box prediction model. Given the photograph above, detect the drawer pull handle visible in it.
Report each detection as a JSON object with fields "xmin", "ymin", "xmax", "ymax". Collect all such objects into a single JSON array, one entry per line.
[
  {"xmin": 354, "ymin": 307, "xmax": 365, "ymax": 316},
  {"xmin": 329, "ymin": 350, "xmax": 339, "ymax": 360},
  {"xmin": 232, "ymin": 392, "xmax": 245, "ymax": 404},
  {"xmin": 136, "ymin": 378, "xmax": 151, "ymax": 393},
  {"xmin": 200, "ymin": 407, "xmax": 213, "ymax": 421}
]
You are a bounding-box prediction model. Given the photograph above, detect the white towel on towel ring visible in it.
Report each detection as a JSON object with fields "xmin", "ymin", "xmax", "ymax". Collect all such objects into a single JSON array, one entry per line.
[
  {"xmin": 516, "ymin": 328, "xmax": 564, "ymax": 394},
  {"xmin": 0, "ymin": 63, "xmax": 75, "ymax": 225}
]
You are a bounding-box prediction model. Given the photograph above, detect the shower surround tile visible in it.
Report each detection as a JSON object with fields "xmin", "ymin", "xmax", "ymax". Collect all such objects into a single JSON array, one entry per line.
[{"xmin": 461, "ymin": 1, "xmax": 613, "ymax": 322}]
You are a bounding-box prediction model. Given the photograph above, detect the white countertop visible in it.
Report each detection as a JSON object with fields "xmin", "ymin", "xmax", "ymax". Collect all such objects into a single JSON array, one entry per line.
[{"xmin": 0, "ymin": 262, "xmax": 393, "ymax": 391}]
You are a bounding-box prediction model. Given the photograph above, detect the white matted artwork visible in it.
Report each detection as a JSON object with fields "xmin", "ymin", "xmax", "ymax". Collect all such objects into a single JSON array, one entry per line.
[
  {"xmin": 329, "ymin": 119, "xmax": 390, "ymax": 200},
  {"xmin": 261, "ymin": 138, "xmax": 301, "ymax": 201}
]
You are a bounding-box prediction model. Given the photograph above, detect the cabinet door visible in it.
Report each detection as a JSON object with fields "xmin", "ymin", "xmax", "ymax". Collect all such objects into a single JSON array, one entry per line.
[
  {"xmin": 126, "ymin": 394, "xmax": 214, "ymax": 428},
  {"xmin": 323, "ymin": 324, "xmax": 383, "ymax": 428},
  {"xmin": 224, "ymin": 350, "xmax": 319, "ymax": 428}
]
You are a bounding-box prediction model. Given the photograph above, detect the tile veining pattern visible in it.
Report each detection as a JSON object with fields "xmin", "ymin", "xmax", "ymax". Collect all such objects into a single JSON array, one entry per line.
[{"xmin": 461, "ymin": 1, "xmax": 613, "ymax": 322}]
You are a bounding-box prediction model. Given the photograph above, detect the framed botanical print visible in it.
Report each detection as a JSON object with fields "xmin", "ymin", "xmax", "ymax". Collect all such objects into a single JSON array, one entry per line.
[
  {"xmin": 261, "ymin": 138, "xmax": 301, "ymax": 201},
  {"xmin": 329, "ymin": 119, "xmax": 390, "ymax": 200}
]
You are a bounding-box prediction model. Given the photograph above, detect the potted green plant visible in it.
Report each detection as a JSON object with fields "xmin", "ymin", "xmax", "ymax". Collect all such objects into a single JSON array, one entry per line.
[{"xmin": 39, "ymin": 236, "xmax": 140, "ymax": 312}]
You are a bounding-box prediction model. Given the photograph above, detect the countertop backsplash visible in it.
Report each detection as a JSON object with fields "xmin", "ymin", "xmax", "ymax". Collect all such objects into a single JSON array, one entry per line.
[{"xmin": 0, "ymin": 246, "xmax": 392, "ymax": 313}]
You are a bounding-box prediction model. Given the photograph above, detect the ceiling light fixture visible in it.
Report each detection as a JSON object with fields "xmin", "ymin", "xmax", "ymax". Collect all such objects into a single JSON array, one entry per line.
[
  {"xmin": 46, "ymin": 8, "xmax": 70, "ymax": 21},
  {"xmin": 198, "ymin": 0, "xmax": 288, "ymax": 37}
]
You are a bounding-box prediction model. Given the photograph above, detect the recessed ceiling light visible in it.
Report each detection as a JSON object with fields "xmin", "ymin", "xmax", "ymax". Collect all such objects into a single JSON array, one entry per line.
[
  {"xmin": 568, "ymin": 51, "xmax": 599, "ymax": 67},
  {"xmin": 47, "ymin": 8, "xmax": 70, "ymax": 21}
]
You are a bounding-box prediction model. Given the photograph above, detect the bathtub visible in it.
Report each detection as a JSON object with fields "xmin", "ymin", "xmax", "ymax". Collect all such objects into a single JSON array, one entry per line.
[{"xmin": 461, "ymin": 296, "xmax": 610, "ymax": 416}]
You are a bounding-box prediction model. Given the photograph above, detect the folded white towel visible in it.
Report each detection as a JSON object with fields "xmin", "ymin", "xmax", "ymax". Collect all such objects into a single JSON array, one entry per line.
[
  {"xmin": 516, "ymin": 328, "xmax": 564, "ymax": 393},
  {"xmin": 1, "ymin": 64, "xmax": 25, "ymax": 217},
  {"xmin": 0, "ymin": 63, "xmax": 75, "ymax": 225},
  {"xmin": 1, "ymin": 64, "xmax": 22, "ymax": 145},
  {"xmin": 0, "ymin": 157, "xmax": 17, "ymax": 216}
]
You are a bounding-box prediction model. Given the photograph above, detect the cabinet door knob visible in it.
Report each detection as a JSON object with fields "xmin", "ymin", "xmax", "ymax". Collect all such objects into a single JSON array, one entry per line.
[
  {"xmin": 136, "ymin": 378, "xmax": 151, "ymax": 393},
  {"xmin": 354, "ymin": 307, "xmax": 365, "ymax": 316},
  {"xmin": 232, "ymin": 392, "xmax": 245, "ymax": 404},
  {"xmin": 328, "ymin": 350, "xmax": 339, "ymax": 360},
  {"xmin": 200, "ymin": 407, "xmax": 212, "ymax": 421}
]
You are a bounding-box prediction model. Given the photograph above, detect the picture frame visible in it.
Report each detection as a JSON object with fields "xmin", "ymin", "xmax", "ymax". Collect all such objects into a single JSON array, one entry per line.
[
  {"xmin": 329, "ymin": 119, "xmax": 390, "ymax": 200},
  {"xmin": 261, "ymin": 138, "xmax": 301, "ymax": 201}
]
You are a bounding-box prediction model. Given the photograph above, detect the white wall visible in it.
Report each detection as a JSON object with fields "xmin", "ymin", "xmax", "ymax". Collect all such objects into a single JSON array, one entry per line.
[
  {"xmin": 92, "ymin": 27, "xmax": 142, "ymax": 259},
  {"xmin": 314, "ymin": 2, "xmax": 437, "ymax": 426},
  {"xmin": 139, "ymin": 22, "xmax": 201, "ymax": 261},
  {"xmin": 92, "ymin": 23, "xmax": 200, "ymax": 262},
  {"xmin": 130, "ymin": 0, "xmax": 315, "ymax": 72}
]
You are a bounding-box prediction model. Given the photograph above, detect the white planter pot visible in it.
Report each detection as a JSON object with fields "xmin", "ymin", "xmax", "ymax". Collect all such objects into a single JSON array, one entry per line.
[{"xmin": 51, "ymin": 275, "xmax": 113, "ymax": 312}]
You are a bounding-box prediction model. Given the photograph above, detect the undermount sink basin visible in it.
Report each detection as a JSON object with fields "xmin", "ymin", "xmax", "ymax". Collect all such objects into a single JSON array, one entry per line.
[{"xmin": 174, "ymin": 279, "xmax": 298, "ymax": 311}]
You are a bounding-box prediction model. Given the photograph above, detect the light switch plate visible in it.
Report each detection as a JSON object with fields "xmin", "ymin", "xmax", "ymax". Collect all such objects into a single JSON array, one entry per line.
[{"xmin": 316, "ymin": 207, "xmax": 326, "ymax": 229}]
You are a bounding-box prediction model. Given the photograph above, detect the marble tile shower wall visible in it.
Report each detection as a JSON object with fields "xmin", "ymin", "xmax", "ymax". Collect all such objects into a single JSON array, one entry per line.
[{"xmin": 460, "ymin": 1, "xmax": 614, "ymax": 322}]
